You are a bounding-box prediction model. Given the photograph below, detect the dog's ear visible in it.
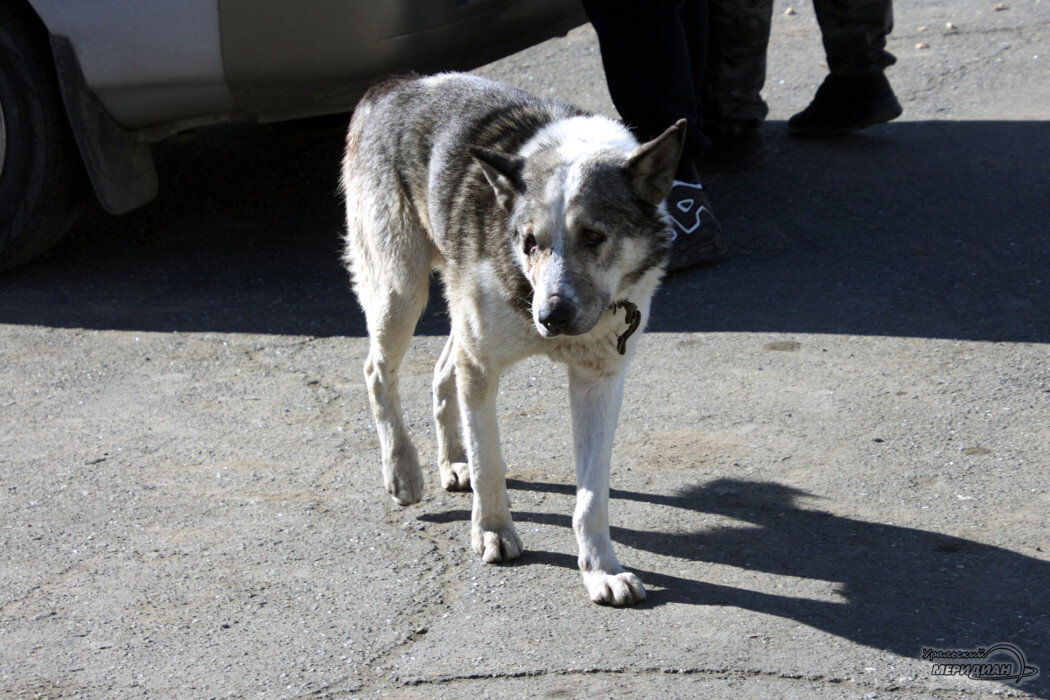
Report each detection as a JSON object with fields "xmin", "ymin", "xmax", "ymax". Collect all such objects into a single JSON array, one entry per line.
[
  {"xmin": 625, "ymin": 119, "xmax": 687, "ymax": 207},
  {"xmin": 470, "ymin": 146, "xmax": 524, "ymax": 212}
]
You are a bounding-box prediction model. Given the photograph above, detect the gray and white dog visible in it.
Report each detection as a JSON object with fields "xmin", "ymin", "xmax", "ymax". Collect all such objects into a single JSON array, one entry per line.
[{"xmin": 342, "ymin": 73, "xmax": 684, "ymax": 605}]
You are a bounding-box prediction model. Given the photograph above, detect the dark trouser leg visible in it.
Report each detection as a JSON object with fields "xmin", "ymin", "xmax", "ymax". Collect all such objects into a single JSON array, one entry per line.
[
  {"xmin": 812, "ymin": 0, "xmax": 896, "ymax": 77},
  {"xmin": 702, "ymin": 0, "xmax": 774, "ymax": 134},
  {"xmin": 584, "ymin": 0, "xmax": 726, "ymax": 270},
  {"xmin": 582, "ymin": 0, "xmax": 710, "ymax": 176}
]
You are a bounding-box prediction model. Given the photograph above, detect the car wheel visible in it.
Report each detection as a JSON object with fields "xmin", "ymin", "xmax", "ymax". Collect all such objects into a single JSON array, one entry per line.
[{"xmin": 0, "ymin": 3, "xmax": 89, "ymax": 271}]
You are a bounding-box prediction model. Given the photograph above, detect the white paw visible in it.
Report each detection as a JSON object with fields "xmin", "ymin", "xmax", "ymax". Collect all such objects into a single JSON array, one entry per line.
[
  {"xmin": 439, "ymin": 460, "xmax": 471, "ymax": 491},
  {"xmin": 583, "ymin": 570, "xmax": 646, "ymax": 606},
  {"xmin": 384, "ymin": 454, "xmax": 423, "ymax": 506},
  {"xmin": 471, "ymin": 522, "xmax": 523, "ymax": 563}
]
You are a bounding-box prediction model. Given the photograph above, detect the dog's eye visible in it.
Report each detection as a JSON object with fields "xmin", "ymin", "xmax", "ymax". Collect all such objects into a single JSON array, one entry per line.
[
  {"xmin": 523, "ymin": 233, "xmax": 538, "ymax": 256},
  {"xmin": 581, "ymin": 227, "xmax": 606, "ymax": 246}
]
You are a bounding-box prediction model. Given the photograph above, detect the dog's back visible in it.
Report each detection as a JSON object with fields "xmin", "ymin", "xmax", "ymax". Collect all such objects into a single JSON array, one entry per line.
[{"xmin": 343, "ymin": 73, "xmax": 581, "ymax": 268}]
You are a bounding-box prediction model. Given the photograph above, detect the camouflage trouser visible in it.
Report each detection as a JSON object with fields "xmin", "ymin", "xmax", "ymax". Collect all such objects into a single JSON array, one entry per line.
[
  {"xmin": 814, "ymin": 0, "xmax": 896, "ymax": 78},
  {"xmin": 702, "ymin": 0, "xmax": 775, "ymax": 133},
  {"xmin": 703, "ymin": 0, "xmax": 896, "ymax": 131},
  {"xmin": 582, "ymin": 0, "xmax": 895, "ymax": 161}
]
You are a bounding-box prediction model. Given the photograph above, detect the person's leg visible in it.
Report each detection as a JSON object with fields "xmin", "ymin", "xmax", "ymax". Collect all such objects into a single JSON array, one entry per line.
[
  {"xmin": 583, "ymin": 0, "xmax": 726, "ymax": 271},
  {"xmin": 582, "ymin": 0, "xmax": 709, "ymax": 172},
  {"xmin": 698, "ymin": 0, "xmax": 773, "ymax": 172},
  {"xmin": 814, "ymin": 0, "xmax": 895, "ymax": 78},
  {"xmin": 789, "ymin": 0, "xmax": 901, "ymax": 137}
]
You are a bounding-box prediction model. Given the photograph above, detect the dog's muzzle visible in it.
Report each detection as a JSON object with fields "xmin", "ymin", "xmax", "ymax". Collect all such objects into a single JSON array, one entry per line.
[{"xmin": 536, "ymin": 296, "xmax": 640, "ymax": 352}]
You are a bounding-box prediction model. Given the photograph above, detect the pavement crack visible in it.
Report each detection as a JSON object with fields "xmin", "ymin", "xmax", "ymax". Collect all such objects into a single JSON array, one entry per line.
[
  {"xmin": 905, "ymin": 27, "xmax": 1046, "ymax": 105},
  {"xmin": 398, "ymin": 665, "xmax": 994, "ymax": 695},
  {"xmin": 347, "ymin": 503, "xmax": 471, "ymax": 693}
]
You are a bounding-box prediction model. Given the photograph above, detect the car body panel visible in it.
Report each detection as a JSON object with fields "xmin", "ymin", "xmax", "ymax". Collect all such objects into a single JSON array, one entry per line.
[
  {"xmin": 28, "ymin": 0, "xmax": 586, "ymax": 131},
  {"xmin": 18, "ymin": 0, "xmax": 585, "ymax": 218},
  {"xmin": 28, "ymin": 0, "xmax": 238, "ymax": 129},
  {"xmin": 218, "ymin": 0, "xmax": 587, "ymax": 122}
]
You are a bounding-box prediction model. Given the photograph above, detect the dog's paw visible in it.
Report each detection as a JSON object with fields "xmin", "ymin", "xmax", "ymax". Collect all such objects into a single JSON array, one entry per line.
[
  {"xmin": 384, "ymin": 457, "xmax": 424, "ymax": 506},
  {"xmin": 584, "ymin": 570, "xmax": 646, "ymax": 606},
  {"xmin": 439, "ymin": 461, "xmax": 471, "ymax": 491},
  {"xmin": 471, "ymin": 523, "xmax": 522, "ymax": 563},
  {"xmin": 385, "ymin": 470, "xmax": 423, "ymax": 505}
]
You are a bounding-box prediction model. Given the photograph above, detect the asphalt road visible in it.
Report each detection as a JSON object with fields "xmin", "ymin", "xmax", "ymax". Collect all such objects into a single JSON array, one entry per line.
[{"xmin": 2, "ymin": 1, "xmax": 1048, "ymax": 697}]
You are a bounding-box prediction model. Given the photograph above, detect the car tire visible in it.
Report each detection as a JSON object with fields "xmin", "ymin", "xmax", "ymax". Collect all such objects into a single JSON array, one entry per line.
[{"xmin": 0, "ymin": 2, "xmax": 89, "ymax": 271}]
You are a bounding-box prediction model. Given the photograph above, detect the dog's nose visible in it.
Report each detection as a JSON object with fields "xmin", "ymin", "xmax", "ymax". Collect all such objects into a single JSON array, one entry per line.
[{"xmin": 538, "ymin": 295, "xmax": 576, "ymax": 335}]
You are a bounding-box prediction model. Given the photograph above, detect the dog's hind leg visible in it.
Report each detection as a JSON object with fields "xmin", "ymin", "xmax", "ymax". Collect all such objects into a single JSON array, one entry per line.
[
  {"xmin": 361, "ymin": 290, "xmax": 427, "ymax": 506},
  {"xmin": 569, "ymin": 363, "xmax": 646, "ymax": 606},
  {"xmin": 432, "ymin": 337, "xmax": 470, "ymax": 491},
  {"xmin": 344, "ymin": 179, "xmax": 433, "ymax": 506}
]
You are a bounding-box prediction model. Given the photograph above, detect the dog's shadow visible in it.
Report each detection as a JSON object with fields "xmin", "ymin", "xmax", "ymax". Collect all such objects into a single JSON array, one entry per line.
[{"xmin": 420, "ymin": 477, "xmax": 1050, "ymax": 696}]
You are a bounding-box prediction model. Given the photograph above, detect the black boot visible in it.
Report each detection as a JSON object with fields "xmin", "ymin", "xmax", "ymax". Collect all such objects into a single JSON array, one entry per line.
[{"xmin": 788, "ymin": 72, "xmax": 902, "ymax": 138}]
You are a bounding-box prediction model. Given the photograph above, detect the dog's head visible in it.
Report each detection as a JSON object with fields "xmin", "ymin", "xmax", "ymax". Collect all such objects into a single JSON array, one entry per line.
[{"xmin": 471, "ymin": 118, "xmax": 685, "ymax": 338}]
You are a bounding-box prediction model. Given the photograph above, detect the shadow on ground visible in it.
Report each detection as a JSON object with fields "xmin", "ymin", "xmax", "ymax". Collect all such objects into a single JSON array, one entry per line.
[
  {"xmin": 421, "ymin": 477, "xmax": 1049, "ymax": 697},
  {"xmin": 1, "ymin": 118, "xmax": 1047, "ymax": 342}
]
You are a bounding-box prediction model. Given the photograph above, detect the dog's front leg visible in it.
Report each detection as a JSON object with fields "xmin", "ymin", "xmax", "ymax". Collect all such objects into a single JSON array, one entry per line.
[
  {"xmin": 456, "ymin": 348, "xmax": 522, "ymax": 562},
  {"xmin": 569, "ymin": 364, "xmax": 645, "ymax": 605}
]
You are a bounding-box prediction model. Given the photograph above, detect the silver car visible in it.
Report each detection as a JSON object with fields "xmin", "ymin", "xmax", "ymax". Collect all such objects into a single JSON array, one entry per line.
[{"xmin": 0, "ymin": 0, "xmax": 585, "ymax": 269}]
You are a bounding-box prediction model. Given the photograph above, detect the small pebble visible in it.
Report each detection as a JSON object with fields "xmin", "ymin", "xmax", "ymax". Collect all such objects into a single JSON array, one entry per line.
[
  {"xmin": 916, "ymin": 41, "xmax": 930, "ymax": 49},
  {"xmin": 784, "ymin": 6, "xmax": 796, "ymax": 15},
  {"xmin": 993, "ymin": 2, "xmax": 1008, "ymax": 10},
  {"xmin": 945, "ymin": 21, "xmax": 958, "ymax": 33}
]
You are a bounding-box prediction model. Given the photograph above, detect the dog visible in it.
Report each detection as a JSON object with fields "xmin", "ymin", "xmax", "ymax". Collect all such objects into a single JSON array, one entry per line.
[{"xmin": 341, "ymin": 73, "xmax": 684, "ymax": 606}]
